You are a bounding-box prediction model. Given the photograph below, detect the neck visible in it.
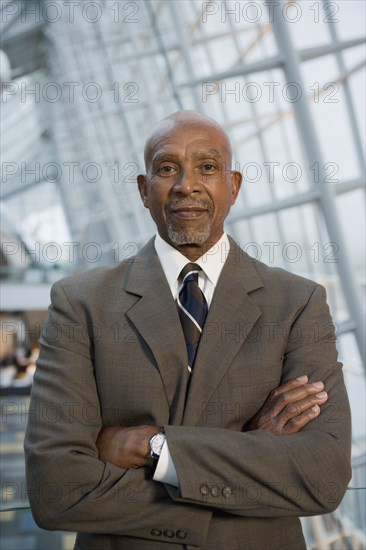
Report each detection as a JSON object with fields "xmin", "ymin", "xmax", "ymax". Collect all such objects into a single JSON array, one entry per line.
[
  {"xmin": 175, "ymin": 244, "xmax": 205, "ymax": 262},
  {"xmin": 174, "ymin": 237, "xmax": 223, "ymax": 262}
]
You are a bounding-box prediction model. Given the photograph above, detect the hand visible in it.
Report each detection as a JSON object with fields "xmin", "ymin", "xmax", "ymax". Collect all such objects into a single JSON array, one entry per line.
[
  {"xmin": 96, "ymin": 425, "xmax": 161, "ymax": 469},
  {"xmin": 249, "ymin": 375, "xmax": 328, "ymax": 435}
]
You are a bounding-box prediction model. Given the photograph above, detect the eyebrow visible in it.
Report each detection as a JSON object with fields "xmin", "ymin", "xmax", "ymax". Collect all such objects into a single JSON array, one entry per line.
[
  {"xmin": 192, "ymin": 149, "xmax": 222, "ymax": 160},
  {"xmin": 151, "ymin": 152, "xmax": 179, "ymax": 165},
  {"xmin": 152, "ymin": 149, "xmax": 222, "ymax": 165}
]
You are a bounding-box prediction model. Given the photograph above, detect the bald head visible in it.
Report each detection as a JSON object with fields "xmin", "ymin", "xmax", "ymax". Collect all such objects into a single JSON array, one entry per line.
[{"xmin": 143, "ymin": 110, "xmax": 232, "ymax": 170}]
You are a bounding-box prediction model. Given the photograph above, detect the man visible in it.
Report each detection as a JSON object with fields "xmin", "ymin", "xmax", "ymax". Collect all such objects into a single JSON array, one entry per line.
[{"xmin": 25, "ymin": 111, "xmax": 351, "ymax": 549}]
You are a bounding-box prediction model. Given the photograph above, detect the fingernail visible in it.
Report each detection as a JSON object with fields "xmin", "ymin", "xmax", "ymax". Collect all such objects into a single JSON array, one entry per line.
[
  {"xmin": 296, "ymin": 375, "xmax": 308, "ymax": 382},
  {"xmin": 312, "ymin": 381, "xmax": 324, "ymax": 389},
  {"xmin": 312, "ymin": 405, "xmax": 320, "ymax": 413},
  {"xmin": 316, "ymin": 391, "xmax": 327, "ymax": 398}
]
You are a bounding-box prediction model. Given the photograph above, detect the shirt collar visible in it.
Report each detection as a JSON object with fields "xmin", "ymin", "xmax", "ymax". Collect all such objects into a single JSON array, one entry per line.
[{"xmin": 154, "ymin": 231, "xmax": 230, "ymax": 291}]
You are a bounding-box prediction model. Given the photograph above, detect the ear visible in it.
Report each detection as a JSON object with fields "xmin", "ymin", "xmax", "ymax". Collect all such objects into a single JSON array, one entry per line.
[
  {"xmin": 230, "ymin": 170, "xmax": 242, "ymax": 205},
  {"xmin": 137, "ymin": 174, "xmax": 149, "ymax": 209}
]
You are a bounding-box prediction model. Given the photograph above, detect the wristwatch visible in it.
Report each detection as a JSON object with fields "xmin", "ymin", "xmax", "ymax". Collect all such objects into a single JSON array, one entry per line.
[{"xmin": 149, "ymin": 431, "xmax": 166, "ymax": 460}]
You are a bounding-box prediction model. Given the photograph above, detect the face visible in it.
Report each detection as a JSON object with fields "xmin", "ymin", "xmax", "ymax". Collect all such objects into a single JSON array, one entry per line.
[{"xmin": 137, "ymin": 118, "xmax": 242, "ymax": 259}]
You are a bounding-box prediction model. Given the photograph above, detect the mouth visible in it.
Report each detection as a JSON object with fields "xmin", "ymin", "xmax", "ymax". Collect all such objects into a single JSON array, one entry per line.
[{"xmin": 170, "ymin": 206, "xmax": 207, "ymax": 219}]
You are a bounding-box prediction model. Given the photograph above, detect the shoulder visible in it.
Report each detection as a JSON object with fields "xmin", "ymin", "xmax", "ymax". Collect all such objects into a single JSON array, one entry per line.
[
  {"xmin": 50, "ymin": 238, "xmax": 154, "ymax": 302},
  {"xmin": 252, "ymin": 257, "xmax": 329, "ymax": 313},
  {"xmin": 253, "ymin": 256, "xmax": 319, "ymax": 293},
  {"xmin": 229, "ymin": 237, "xmax": 325, "ymax": 303}
]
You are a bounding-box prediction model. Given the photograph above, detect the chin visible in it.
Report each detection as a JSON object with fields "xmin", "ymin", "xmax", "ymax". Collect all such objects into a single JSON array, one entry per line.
[{"xmin": 167, "ymin": 224, "xmax": 211, "ymax": 247}]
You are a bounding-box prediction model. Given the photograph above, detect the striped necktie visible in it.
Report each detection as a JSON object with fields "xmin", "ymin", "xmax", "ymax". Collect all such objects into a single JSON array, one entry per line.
[{"xmin": 177, "ymin": 263, "xmax": 208, "ymax": 373}]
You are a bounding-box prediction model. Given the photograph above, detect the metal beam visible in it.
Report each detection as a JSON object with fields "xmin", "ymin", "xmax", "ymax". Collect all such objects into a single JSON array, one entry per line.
[
  {"xmin": 335, "ymin": 177, "xmax": 366, "ymax": 195},
  {"xmin": 229, "ymin": 189, "xmax": 322, "ymax": 222},
  {"xmin": 324, "ymin": 0, "xmax": 366, "ymax": 174},
  {"xmin": 179, "ymin": 36, "xmax": 365, "ymax": 88},
  {"xmin": 228, "ymin": 176, "xmax": 365, "ymax": 223},
  {"xmin": 267, "ymin": 0, "xmax": 366, "ymax": 368}
]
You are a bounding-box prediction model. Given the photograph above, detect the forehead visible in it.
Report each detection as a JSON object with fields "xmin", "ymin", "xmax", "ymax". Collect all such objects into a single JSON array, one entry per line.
[{"xmin": 146, "ymin": 121, "xmax": 231, "ymax": 165}]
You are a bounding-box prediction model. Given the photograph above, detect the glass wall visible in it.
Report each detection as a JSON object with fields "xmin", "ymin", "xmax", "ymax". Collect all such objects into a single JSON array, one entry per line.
[{"xmin": 1, "ymin": 1, "xmax": 365, "ymax": 548}]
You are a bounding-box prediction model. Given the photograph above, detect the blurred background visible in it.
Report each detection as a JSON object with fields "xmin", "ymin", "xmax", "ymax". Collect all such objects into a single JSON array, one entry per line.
[{"xmin": 0, "ymin": 0, "xmax": 365, "ymax": 548}]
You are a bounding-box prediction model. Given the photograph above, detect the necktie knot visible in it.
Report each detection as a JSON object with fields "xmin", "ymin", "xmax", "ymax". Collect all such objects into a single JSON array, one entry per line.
[{"xmin": 179, "ymin": 263, "xmax": 201, "ymax": 285}]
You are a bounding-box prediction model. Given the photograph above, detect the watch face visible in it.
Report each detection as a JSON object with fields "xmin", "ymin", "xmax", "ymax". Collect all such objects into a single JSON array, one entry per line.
[{"xmin": 151, "ymin": 433, "xmax": 165, "ymax": 456}]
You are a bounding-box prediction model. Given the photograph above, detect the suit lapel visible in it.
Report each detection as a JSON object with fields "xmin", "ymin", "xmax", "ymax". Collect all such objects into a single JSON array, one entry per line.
[
  {"xmin": 123, "ymin": 237, "xmax": 264, "ymax": 427},
  {"xmin": 124, "ymin": 239, "xmax": 189, "ymax": 425},
  {"xmin": 182, "ymin": 239, "xmax": 264, "ymax": 426}
]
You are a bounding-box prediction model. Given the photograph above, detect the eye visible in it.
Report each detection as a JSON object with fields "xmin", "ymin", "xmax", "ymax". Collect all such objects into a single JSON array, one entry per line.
[
  {"xmin": 201, "ymin": 163, "xmax": 217, "ymax": 173},
  {"xmin": 155, "ymin": 164, "xmax": 178, "ymax": 176}
]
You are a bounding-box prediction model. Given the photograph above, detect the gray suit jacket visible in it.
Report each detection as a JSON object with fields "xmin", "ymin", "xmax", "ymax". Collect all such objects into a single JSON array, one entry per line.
[{"xmin": 24, "ymin": 237, "xmax": 351, "ymax": 550}]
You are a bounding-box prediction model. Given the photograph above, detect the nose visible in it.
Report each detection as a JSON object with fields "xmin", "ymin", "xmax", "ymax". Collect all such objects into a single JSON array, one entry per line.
[{"xmin": 173, "ymin": 169, "xmax": 200, "ymax": 196}]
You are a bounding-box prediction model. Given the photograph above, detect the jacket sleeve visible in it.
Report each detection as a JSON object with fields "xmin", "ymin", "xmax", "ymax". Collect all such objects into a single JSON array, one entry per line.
[
  {"xmin": 164, "ymin": 284, "xmax": 352, "ymax": 517},
  {"xmin": 24, "ymin": 279, "xmax": 212, "ymax": 546}
]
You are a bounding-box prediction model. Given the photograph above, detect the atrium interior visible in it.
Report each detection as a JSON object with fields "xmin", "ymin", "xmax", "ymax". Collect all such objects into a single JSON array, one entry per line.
[{"xmin": 1, "ymin": 1, "xmax": 365, "ymax": 548}]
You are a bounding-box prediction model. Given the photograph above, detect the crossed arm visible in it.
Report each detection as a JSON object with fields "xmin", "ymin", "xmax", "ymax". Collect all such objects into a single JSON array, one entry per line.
[{"xmin": 96, "ymin": 375, "xmax": 329, "ymax": 469}]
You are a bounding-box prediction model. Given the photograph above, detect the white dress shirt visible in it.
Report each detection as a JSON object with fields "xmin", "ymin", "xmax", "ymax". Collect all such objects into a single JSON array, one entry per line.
[{"xmin": 153, "ymin": 231, "xmax": 231, "ymax": 487}]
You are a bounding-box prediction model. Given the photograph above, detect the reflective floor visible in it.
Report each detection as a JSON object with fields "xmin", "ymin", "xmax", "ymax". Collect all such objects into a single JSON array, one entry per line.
[{"xmin": 0, "ymin": 396, "xmax": 76, "ymax": 550}]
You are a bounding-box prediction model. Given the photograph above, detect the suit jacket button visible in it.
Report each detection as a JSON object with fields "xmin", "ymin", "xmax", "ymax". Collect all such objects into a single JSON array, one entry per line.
[
  {"xmin": 163, "ymin": 530, "xmax": 174, "ymax": 538},
  {"xmin": 200, "ymin": 484, "xmax": 209, "ymax": 495},
  {"xmin": 210, "ymin": 486, "xmax": 220, "ymax": 497},
  {"xmin": 222, "ymin": 486, "xmax": 232, "ymax": 498},
  {"xmin": 176, "ymin": 530, "xmax": 187, "ymax": 540},
  {"xmin": 151, "ymin": 529, "xmax": 162, "ymax": 536}
]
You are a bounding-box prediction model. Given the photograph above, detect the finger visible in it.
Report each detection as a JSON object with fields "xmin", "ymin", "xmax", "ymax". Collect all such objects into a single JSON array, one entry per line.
[
  {"xmin": 281, "ymin": 404, "xmax": 322, "ymax": 434},
  {"xmin": 267, "ymin": 382, "xmax": 326, "ymax": 418},
  {"xmin": 269, "ymin": 375, "xmax": 309, "ymax": 398},
  {"xmin": 277, "ymin": 391, "xmax": 328, "ymax": 425},
  {"xmin": 255, "ymin": 391, "xmax": 327, "ymax": 434},
  {"xmin": 270, "ymin": 376, "xmax": 325, "ymax": 399}
]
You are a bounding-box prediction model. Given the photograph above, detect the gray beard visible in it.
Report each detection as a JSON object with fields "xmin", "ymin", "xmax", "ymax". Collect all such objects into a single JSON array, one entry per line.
[
  {"xmin": 166, "ymin": 221, "xmax": 212, "ymax": 246},
  {"xmin": 165, "ymin": 198, "xmax": 214, "ymax": 246}
]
